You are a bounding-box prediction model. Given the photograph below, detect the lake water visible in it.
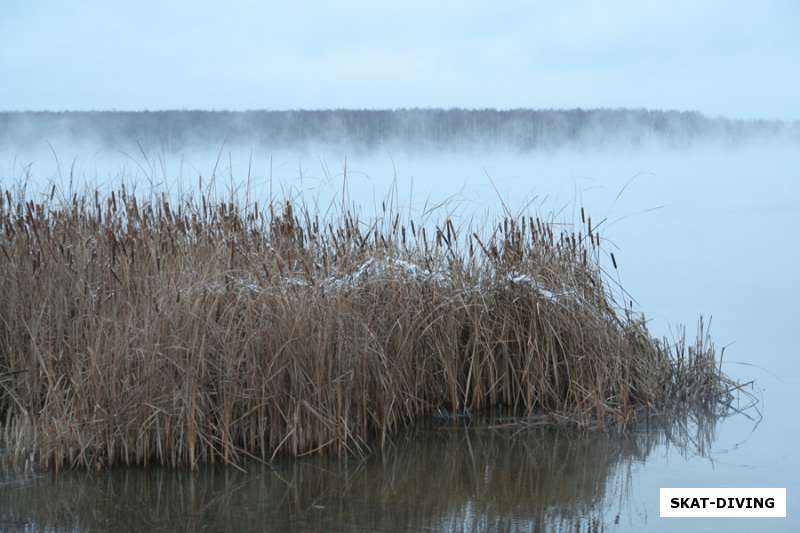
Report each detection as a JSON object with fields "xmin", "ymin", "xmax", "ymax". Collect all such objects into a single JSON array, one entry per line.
[{"xmin": 1, "ymin": 141, "xmax": 798, "ymax": 531}]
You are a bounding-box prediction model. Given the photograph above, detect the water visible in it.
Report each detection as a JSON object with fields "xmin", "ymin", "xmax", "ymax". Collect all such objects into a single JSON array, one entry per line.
[
  {"xmin": 0, "ymin": 416, "xmax": 727, "ymax": 532},
  {"xmin": 1, "ymin": 141, "xmax": 797, "ymax": 531}
]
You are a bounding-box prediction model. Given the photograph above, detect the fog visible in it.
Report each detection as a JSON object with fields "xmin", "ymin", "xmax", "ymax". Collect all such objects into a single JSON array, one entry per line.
[
  {"xmin": 2, "ymin": 117, "xmax": 799, "ymax": 531},
  {"xmin": 3, "ymin": 0, "xmax": 799, "ymax": 529},
  {"xmin": 3, "ymin": 126, "xmax": 799, "ymax": 530},
  {"xmin": 2, "ymin": 128, "xmax": 798, "ymax": 379}
]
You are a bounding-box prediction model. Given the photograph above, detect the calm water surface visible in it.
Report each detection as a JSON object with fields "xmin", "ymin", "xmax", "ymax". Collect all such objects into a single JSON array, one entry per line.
[
  {"xmin": 0, "ymin": 416, "xmax": 733, "ymax": 532},
  {"xmin": 1, "ymin": 143, "xmax": 797, "ymax": 531}
]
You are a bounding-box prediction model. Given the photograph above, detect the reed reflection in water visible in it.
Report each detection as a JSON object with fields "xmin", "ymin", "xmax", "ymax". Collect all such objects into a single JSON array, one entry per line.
[{"xmin": 0, "ymin": 411, "xmax": 724, "ymax": 532}]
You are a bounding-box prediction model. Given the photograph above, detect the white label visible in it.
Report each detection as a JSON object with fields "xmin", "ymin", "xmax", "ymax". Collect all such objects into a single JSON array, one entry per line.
[{"xmin": 660, "ymin": 488, "xmax": 786, "ymax": 518}]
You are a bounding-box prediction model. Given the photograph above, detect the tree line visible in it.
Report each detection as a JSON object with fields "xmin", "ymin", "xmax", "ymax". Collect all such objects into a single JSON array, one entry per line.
[{"xmin": 0, "ymin": 108, "xmax": 794, "ymax": 150}]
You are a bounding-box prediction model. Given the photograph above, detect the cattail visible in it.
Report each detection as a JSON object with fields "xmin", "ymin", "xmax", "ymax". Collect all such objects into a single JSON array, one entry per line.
[{"xmin": 0, "ymin": 189, "xmax": 725, "ymax": 471}]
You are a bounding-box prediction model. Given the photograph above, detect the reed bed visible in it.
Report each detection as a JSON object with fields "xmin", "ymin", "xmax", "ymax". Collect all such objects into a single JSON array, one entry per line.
[{"xmin": 0, "ymin": 184, "xmax": 731, "ymax": 470}]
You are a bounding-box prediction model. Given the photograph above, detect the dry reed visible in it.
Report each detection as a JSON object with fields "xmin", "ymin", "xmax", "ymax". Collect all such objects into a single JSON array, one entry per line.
[{"xmin": 0, "ymin": 184, "xmax": 732, "ymax": 470}]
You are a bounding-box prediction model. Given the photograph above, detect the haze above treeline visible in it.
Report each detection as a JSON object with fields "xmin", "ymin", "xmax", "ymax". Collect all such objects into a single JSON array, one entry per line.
[{"xmin": 1, "ymin": 108, "xmax": 797, "ymax": 152}]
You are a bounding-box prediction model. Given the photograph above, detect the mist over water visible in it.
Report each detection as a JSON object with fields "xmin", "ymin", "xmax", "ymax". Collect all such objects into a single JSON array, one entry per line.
[
  {"xmin": 4, "ymin": 1, "xmax": 799, "ymax": 530},
  {"xmin": 1, "ymin": 121, "xmax": 798, "ymax": 531}
]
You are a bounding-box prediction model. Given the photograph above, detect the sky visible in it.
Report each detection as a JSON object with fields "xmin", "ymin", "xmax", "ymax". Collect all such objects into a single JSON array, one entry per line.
[{"xmin": 1, "ymin": 0, "xmax": 799, "ymax": 120}]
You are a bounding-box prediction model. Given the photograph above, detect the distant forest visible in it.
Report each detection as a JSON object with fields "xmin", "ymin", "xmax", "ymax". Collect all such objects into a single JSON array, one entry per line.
[{"xmin": 0, "ymin": 109, "xmax": 795, "ymax": 151}]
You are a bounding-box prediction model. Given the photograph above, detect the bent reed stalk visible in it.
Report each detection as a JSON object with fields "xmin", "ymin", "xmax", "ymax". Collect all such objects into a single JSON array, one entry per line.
[{"xmin": 0, "ymin": 184, "xmax": 731, "ymax": 470}]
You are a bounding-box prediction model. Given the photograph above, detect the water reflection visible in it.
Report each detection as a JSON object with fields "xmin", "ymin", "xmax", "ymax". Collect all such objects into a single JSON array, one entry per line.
[{"xmin": 0, "ymin": 410, "xmax": 730, "ymax": 532}]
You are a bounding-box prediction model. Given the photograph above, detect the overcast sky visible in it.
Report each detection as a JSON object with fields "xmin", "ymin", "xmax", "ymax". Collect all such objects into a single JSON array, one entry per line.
[{"xmin": 1, "ymin": 1, "xmax": 798, "ymax": 119}]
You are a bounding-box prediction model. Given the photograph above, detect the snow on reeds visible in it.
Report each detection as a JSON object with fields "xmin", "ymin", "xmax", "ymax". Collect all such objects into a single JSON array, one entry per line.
[{"xmin": 0, "ymin": 185, "xmax": 733, "ymax": 470}]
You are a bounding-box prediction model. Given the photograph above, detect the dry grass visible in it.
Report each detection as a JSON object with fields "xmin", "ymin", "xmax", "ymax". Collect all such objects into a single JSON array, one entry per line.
[{"xmin": 0, "ymin": 184, "xmax": 732, "ymax": 470}]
